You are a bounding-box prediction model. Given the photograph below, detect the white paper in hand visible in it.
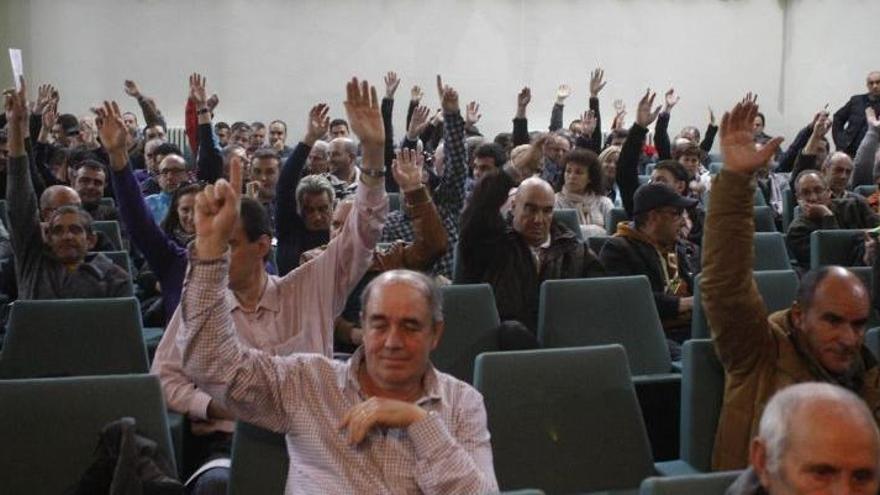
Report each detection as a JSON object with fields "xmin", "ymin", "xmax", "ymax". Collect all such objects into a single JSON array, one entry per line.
[{"xmin": 9, "ymin": 48, "xmax": 23, "ymax": 90}]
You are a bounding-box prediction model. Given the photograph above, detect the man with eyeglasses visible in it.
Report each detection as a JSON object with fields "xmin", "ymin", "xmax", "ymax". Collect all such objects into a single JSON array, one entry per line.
[
  {"xmin": 145, "ymin": 153, "xmax": 189, "ymax": 224},
  {"xmin": 599, "ymin": 183, "xmax": 698, "ymax": 351},
  {"xmin": 4, "ymin": 80, "xmax": 129, "ymax": 300}
]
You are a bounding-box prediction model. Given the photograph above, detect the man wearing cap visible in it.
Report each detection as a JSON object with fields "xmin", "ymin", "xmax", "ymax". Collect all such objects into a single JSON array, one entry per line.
[{"xmin": 599, "ymin": 182, "xmax": 699, "ymax": 346}]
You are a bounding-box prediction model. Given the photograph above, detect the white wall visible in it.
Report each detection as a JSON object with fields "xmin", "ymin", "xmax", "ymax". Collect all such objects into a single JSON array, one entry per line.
[{"xmin": 0, "ymin": 0, "xmax": 877, "ymax": 149}]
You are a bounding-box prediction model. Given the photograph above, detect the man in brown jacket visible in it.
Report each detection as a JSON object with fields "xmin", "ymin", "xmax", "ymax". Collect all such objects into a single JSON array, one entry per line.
[
  {"xmin": 302, "ymin": 148, "xmax": 448, "ymax": 350},
  {"xmin": 701, "ymin": 95, "xmax": 880, "ymax": 471}
]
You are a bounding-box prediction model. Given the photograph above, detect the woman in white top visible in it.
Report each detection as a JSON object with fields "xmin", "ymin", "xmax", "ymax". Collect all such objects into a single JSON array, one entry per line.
[{"xmin": 554, "ymin": 148, "xmax": 614, "ymax": 238}]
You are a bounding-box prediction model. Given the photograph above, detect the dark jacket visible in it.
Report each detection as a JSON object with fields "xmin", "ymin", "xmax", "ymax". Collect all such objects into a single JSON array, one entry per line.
[
  {"xmin": 459, "ymin": 170, "xmax": 604, "ymax": 331},
  {"xmin": 274, "ymin": 142, "xmax": 330, "ymax": 275},
  {"xmin": 599, "ymin": 223, "xmax": 695, "ymax": 322},
  {"xmin": 785, "ymin": 195, "xmax": 879, "ymax": 267},
  {"xmin": 833, "ymin": 93, "xmax": 880, "ymax": 157}
]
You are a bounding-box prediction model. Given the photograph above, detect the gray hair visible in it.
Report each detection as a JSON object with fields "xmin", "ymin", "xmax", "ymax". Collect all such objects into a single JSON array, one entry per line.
[
  {"xmin": 329, "ymin": 137, "xmax": 357, "ymax": 157},
  {"xmin": 295, "ymin": 174, "xmax": 336, "ymax": 213},
  {"xmin": 360, "ymin": 269, "xmax": 444, "ymax": 324},
  {"xmin": 759, "ymin": 382, "xmax": 878, "ymax": 473}
]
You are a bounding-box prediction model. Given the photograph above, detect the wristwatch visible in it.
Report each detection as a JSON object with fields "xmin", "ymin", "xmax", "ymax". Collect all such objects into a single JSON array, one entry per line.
[{"xmin": 358, "ymin": 166, "xmax": 386, "ymax": 178}]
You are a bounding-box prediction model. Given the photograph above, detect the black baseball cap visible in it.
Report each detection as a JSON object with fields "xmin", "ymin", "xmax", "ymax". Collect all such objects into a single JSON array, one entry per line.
[{"xmin": 633, "ymin": 183, "xmax": 698, "ymax": 215}]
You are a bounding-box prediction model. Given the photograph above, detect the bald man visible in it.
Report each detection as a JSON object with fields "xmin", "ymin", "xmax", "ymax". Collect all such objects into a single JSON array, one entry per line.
[
  {"xmin": 145, "ymin": 154, "xmax": 188, "ymax": 224},
  {"xmin": 728, "ymin": 383, "xmax": 880, "ymax": 495},
  {"xmin": 459, "ymin": 168, "xmax": 604, "ymax": 335},
  {"xmin": 701, "ymin": 96, "xmax": 880, "ymax": 471},
  {"xmin": 326, "ymin": 137, "xmax": 359, "ymax": 199},
  {"xmin": 833, "ymin": 71, "xmax": 880, "ymax": 158}
]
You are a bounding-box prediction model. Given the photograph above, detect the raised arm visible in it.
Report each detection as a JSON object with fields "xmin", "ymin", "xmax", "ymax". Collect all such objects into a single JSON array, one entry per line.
[
  {"xmin": 95, "ymin": 100, "xmax": 186, "ymax": 282},
  {"xmin": 854, "ymin": 108, "xmax": 880, "ymax": 186},
  {"xmin": 458, "ymin": 169, "xmax": 518, "ymax": 281},
  {"xmin": 512, "ymin": 87, "xmax": 531, "ymax": 146},
  {"xmin": 189, "ymin": 74, "xmax": 223, "ymax": 183},
  {"xmin": 275, "ymin": 104, "xmax": 329, "ymax": 239},
  {"xmin": 702, "ymin": 94, "xmax": 784, "ymax": 375},
  {"xmin": 549, "ymin": 84, "xmax": 570, "ymax": 132},
  {"xmin": 124, "ymin": 79, "xmax": 166, "ymax": 130},
  {"xmin": 432, "ymin": 75, "xmax": 468, "ymax": 214},
  {"xmin": 618, "ymin": 90, "xmax": 660, "ymax": 216},
  {"xmin": 701, "ymin": 107, "xmax": 718, "ymax": 153},
  {"xmin": 654, "ymin": 88, "xmax": 678, "ymax": 160},
  {"xmin": 832, "ymin": 97, "xmax": 853, "ymax": 151},
  {"xmin": 5, "ymin": 78, "xmax": 45, "ymax": 276},
  {"xmin": 788, "ymin": 112, "xmax": 830, "ymax": 194},
  {"xmin": 382, "ymin": 71, "xmax": 400, "ymax": 192}
]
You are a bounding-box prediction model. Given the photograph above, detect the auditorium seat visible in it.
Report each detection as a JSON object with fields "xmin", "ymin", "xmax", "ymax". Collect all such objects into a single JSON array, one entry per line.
[
  {"xmin": 605, "ymin": 207, "xmax": 629, "ymax": 239},
  {"xmin": 0, "ymin": 297, "xmax": 149, "ymax": 378},
  {"xmin": 431, "ymin": 284, "xmax": 500, "ymax": 383},
  {"xmin": 654, "ymin": 339, "xmax": 726, "ymax": 475},
  {"xmin": 228, "ymin": 421, "xmax": 289, "ymax": 495},
  {"xmin": 810, "ymin": 229, "xmax": 864, "ymax": 269},
  {"xmin": 474, "ymin": 345, "xmax": 655, "ymax": 493},
  {"xmin": 552, "ymin": 208, "xmax": 583, "ymax": 241},
  {"xmin": 538, "ymin": 276, "xmax": 671, "ymax": 376},
  {"xmin": 93, "ymin": 249, "xmax": 136, "ymax": 297},
  {"xmin": 753, "ymin": 232, "xmax": 791, "ymax": 271},
  {"xmin": 692, "ymin": 270, "xmax": 798, "ymax": 340},
  {"xmin": 865, "ymin": 327, "xmax": 880, "ymax": 360},
  {"xmin": 388, "ymin": 191, "xmax": 401, "ymax": 212},
  {"xmin": 0, "ymin": 374, "xmax": 177, "ymax": 493},
  {"xmin": 753, "ymin": 206, "xmax": 777, "ymax": 232},
  {"xmin": 855, "ymin": 185, "xmax": 878, "ymax": 198},
  {"xmin": 782, "ymin": 188, "xmax": 795, "ymax": 232},
  {"xmin": 639, "ymin": 471, "xmax": 741, "ymax": 494},
  {"xmin": 93, "ymin": 220, "xmax": 124, "ymax": 250}
]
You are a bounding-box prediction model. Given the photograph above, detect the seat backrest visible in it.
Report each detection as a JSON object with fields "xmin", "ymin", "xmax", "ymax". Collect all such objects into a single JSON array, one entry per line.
[
  {"xmin": 0, "ymin": 374, "xmax": 176, "ymax": 493},
  {"xmin": 639, "ymin": 471, "xmax": 741, "ymax": 495},
  {"xmin": 753, "ymin": 206, "xmax": 777, "ymax": 232},
  {"xmin": 93, "ymin": 250, "xmax": 135, "ymax": 296},
  {"xmin": 387, "ymin": 192, "xmax": 401, "ymax": 212},
  {"xmin": 753, "ymin": 232, "xmax": 791, "ymax": 271},
  {"xmin": 0, "ymin": 297, "xmax": 148, "ymax": 378},
  {"xmin": 866, "ymin": 327, "xmax": 880, "ymax": 360},
  {"xmin": 474, "ymin": 345, "xmax": 654, "ymax": 493},
  {"xmin": 538, "ymin": 276, "xmax": 671, "ymax": 374},
  {"xmin": 810, "ymin": 229, "xmax": 863, "ymax": 269},
  {"xmin": 431, "ymin": 284, "xmax": 500, "ymax": 383},
  {"xmin": 782, "ymin": 188, "xmax": 795, "ymax": 232},
  {"xmin": 552, "ymin": 209, "xmax": 582, "ymax": 241},
  {"xmin": 228, "ymin": 421, "xmax": 289, "ymax": 495},
  {"xmin": 605, "ymin": 207, "xmax": 629, "ymax": 235},
  {"xmin": 99, "ymin": 196, "xmax": 116, "ymax": 208},
  {"xmin": 678, "ymin": 339, "xmax": 726, "ymax": 472},
  {"xmin": 452, "ymin": 241, "xmax": 464, "ymax": 283},
  {"xmin": 692, "ymin": 270, "xmax": 798, "ymax": 340},
  {"xmin": 92, "ymin": 220, "xmax": 123, "ymax": 250},
  {"xmin": 855, "ymin": 185, "xmax": 878, "ymax": 198}
]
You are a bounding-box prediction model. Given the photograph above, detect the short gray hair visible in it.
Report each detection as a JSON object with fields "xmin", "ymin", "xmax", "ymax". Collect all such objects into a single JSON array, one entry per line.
[
  {"xmin": 759, "ymin": 382, "xmax": 878, "ymax": 473},
  {"xmin": 329, "ymin": 137, "xmax": 357, "ymax": 156},
  {"xmin": 360, "ymin": 269, "xmax": 444, "ymax": 324},
  {"xmin": 295, "ymin": 174, "xmax": 335, "ymax": 213}
]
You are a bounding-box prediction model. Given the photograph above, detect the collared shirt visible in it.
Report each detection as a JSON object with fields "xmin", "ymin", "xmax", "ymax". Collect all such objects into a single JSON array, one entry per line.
[
  {"xmin": 325, "ymin": 167, "xmax": 360, "ymax": 200},
  {"xmin": 145, "ymin": 191, "xmax": 172, "ymax": 224},
  {"xmin": 153, "ymin": 177, "xmax": 387, "ymax": 435},
  {"xmin": 381, "ymin": 112, "xmax": 468, "ymax": 278},
  {"xmin": 177, "ymin": 255, "xmax": 498, "ymax": 494}
]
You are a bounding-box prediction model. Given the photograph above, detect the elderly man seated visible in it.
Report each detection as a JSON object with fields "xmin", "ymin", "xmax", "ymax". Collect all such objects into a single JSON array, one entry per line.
[{"xmin": 727, "ymin": 382, "xmax": 880, "ymax": 495}]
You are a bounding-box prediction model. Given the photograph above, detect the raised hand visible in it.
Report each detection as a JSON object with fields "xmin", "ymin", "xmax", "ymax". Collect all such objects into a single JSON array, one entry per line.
[
  {"xmin": 340, "ymin": 397, "xmax": 427, "ymax": 446},
  {"xmin": 206, "ymin": 93, "xmax": 219, "ymax": 112},
  {"xmin": 589, "ymin": 68, "xmax": 607, "ymax": 97},
  {"xmin": 384, "ymin": 71, "xmax": 401, "ymax": 99},
  {"xmin": 410, "ymin": 85, "xmax": 423, "ymax": 103},
  {"xmin": 407, "ymin": 105, "xmax": 431, "ymax": 140},
  {"xmin": 41, "ymin": 103, "xmax": 57, "ymax": 136},
  {"xmin": 195, "ymin": 154, "xmax": 242, "ymax": 260},
  {"xmin": 436, "ymin": 75, "xmax": 460, "ymax": 114},
  {"xmin": 94, "ymin": 100, "xmax": 130, "ymax": 166},
  {"xmin": 709, "ymin": 106, "xmax": 716, "ymax": 127},
  {"xmin": 34, "ymin": 83, "xmax": 57, "ymax": 114},
  {"xmin": 719, "ymin": 95, "xmax": 784, "ymax": 175},
  {"xmin": 465, "ymin": 101, "xmax": 481, "ymax": 128},
  {"xmin": 189, "ymin": 73, "xmax": 208, "ymax": 107},
  {"xmin": 613, "ymin": 99, "xmax": 625, "ymax": 114},
  {"xmin": 581, "ymin": 109, "xmax": 598, "ymax": 136},
  {"xmin": 304, "ymin": 103, "xmax": 330, "ymax": 145},
  {"xmin": 123, "ymin": 80, "xmax": 141, "ymax": 99},
  {"xmin": 344, "ymin": 77, "xmax": 384, "ymax": 147},
  {"xmin": 664, "ymin": 88, "xmax": 680, "ymax": 112},
  {"xmin": 635, "ymin": 89, "xmax": 662, "ymax": 127},
  {"xmin": 556, "ymin": 84, "xmax": 571, "ymax": 104},
  {"xmin": 4, "ymin": 76, "xmax": 28, "ymax": 155},
  {"xmin": 516, "ymin": 86, "xmax": 531, "ymax": 118},
  {"xmin": 392, "ymin": 148, "xmax": 422, "ymax": 192}
]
